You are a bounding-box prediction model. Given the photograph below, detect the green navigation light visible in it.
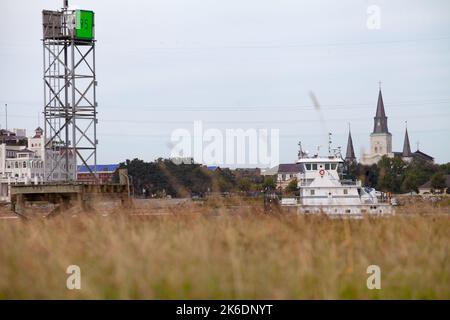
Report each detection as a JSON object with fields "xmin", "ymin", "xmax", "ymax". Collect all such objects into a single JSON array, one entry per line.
[{"xmin": 75, "ymin": 10, "xmax": 94, "ymax": 40}]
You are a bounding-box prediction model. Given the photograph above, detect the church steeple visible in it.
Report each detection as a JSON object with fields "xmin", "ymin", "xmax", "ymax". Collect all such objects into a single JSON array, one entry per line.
[
  {"xmin": 345, "ymin": 124, "xmax": 356, "ymax": 162},
  {"xmin": 402, "ymin": 122, "xmax": 412, "ymax": 157},
  {"xmin": 373, "ymin": 88, "xmax": 389, "ymax": 134}
]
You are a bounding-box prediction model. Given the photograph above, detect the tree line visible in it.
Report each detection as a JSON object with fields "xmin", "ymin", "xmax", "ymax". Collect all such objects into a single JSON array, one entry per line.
[
  {"xmin": 346, "ymin": 156, "xmax": 450, "ymax": 194},
  {"xmin": 113, "ymin": 158, "xmax": 276, "ymax": 198},
  {"xmin": 115, "ymin": 157, "xmax": 449, "ymax": 198}
]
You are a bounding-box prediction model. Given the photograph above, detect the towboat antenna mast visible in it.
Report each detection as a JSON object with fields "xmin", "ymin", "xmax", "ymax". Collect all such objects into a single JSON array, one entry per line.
[
  {"xmin": 298, "ymin": 141, "xmax": 304, "ymax": 159},
  {"xmin": 328, "ymin": 132, "xmax": 332, "ymax": 155}
]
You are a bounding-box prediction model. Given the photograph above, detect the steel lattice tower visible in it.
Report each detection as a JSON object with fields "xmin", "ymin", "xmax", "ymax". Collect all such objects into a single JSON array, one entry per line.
[{"xmin": 42, "ymin": 1, "xmax": 98, "ymax": 182}]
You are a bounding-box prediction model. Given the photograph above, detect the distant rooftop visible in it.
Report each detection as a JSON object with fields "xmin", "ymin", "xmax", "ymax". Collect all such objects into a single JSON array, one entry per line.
[
  {"xmin": 77, "ymin": 164, "xmax": 119, "ymax": 173},
  {"xmin": 278, "ymin": 163, "xmax": 305, "ymax": 173}
]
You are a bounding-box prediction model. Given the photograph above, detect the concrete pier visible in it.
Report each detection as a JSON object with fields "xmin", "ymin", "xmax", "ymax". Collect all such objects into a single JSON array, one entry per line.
[{"xmin": 10, "ymin": 183, "xmax": 131, "ymax": 218}]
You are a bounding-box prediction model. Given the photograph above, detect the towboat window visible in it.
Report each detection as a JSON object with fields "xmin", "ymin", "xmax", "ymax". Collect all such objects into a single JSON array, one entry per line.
[
  {"xmin": 331, "ymin": 164, "xmax": 337, "ymax": 170},
  {"xmin": 343, "ymin": 189, "xmax": 348, "ymax": 195},
  {"xmin": 325, "ymin": 163, "xmax": 330, "ymax": 170},
  {"xmin": 310, "ymin": 190, "xmax": 315, "ymax": 195},
  {"xmin": 312, "ymin": 164, "xmax": 317, "ymax": 170},
  {"xmin": 305, "ymin": 164, "xmax": 311, "ymax": 170}
]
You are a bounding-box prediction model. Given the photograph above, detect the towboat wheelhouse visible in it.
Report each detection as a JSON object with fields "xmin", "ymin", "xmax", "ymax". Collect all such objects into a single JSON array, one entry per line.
[{"xmin": 281, "ymin": 145, "xmax": 393, "ymax": 217}]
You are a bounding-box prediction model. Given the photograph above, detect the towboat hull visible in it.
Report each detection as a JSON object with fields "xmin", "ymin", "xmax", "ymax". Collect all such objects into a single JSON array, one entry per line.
[{"xmin": 297, "ymin": 203, "xmax": 394, "ymax": 217}]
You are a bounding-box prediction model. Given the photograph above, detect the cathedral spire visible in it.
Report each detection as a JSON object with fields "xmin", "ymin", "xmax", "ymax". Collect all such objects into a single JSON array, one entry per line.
[
  {"xmin": 373, "ymin": 87, "xmax": 389, "ymax": 134},
  {"xmin": 402, "ymin": 121, "xmax": 412, "ymax": 157},
  {"xmin": 345, "ymin": 123, "xmax": 356, "ymax": 162}
]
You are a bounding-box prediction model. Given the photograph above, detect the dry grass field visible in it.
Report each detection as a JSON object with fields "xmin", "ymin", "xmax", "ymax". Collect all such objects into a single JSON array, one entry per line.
[{"xmin": 0, "ymin": 199, "xmax": 449, "ymax": 299}]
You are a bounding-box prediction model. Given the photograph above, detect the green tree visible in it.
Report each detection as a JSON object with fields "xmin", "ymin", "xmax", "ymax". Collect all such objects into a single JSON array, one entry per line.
[
  {"xmin": 213, "ymin": 168, "xmax": 236, "ymax": 192},
  {"xmin": 346, "ymin": 158, "xmax": 442, "ymax": 192},
  {"xmin": 344, "ymin": 161, "xmax": 360, "ymax": 181},
  {"xmin": 430, "ymin": 172, "xmax": 447, "ymax": 191},
  {"xmin": 285, "ymin": 178, "xmax": 299, "ymax": 193},
  {"xmin": 401, "ymin": 171, "xmax": 420, "ymax": 193},
  {"xmin": 439, "ymin": 163, "xmax": 450, "ymax": 175},
  {"xmin": 377, "ymin": 156, "xmax": 407, "ymax": 192},
  {"xmin": 406, "ymin": 158, "xmax": 440, "ymax": 187},
  {"xmin": 359, "ymin": 164, "xmax": 379, "ymax": 188},
  {"xmin": 115, "ymin": 158, "xmax": 213, "ymax": 197},
  {"xmin": 262, "ymin": 177, "xmax": 276, "ymax": 191},
  {"xmin": 238, "ymin": 178, "xmax": 251, "ymax": 192}
]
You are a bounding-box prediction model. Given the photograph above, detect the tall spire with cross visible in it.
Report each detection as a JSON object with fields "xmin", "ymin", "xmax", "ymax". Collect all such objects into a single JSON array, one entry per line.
[
  {"xmin": 373, "ymin": 83, "xmax": 389, "ymax": 134},
  {"xmin": 402, "ymin": 121, "xmax": 412, "ymax": 157},
  {"xmin": 345, "ymin": 123, "xmax": 356, "ymax": 162}
]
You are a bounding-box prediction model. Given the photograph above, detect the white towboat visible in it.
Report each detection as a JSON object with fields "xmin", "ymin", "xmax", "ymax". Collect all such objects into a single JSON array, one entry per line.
[{"xmin": 281, "ymin": 147, "xmax": 394, "ymax": 217}]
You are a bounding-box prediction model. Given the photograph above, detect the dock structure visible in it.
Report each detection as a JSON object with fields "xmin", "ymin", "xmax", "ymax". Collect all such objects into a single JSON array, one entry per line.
[
  {"xmin": 10, "ymin": 183, "xmax": 131, "ymax": 218},
  {"xmin": 6, "ymin": 3, "xmax": 134, "ymax": 219}
]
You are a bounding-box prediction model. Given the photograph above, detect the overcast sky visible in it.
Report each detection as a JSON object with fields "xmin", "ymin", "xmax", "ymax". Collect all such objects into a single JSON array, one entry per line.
[{"xmin": 1, "ymin": 0, "xmax": 449, "ymax": 166}]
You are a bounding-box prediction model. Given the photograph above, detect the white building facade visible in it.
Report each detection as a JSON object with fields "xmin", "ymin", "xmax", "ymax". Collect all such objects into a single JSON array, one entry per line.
[
  {"xmin": 0, "ymin": 127, "xmax": 75, "ymax": 201},
  {"xmin": 0, "ymin": 128, "xmax": 46, "ymax": 201}
]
